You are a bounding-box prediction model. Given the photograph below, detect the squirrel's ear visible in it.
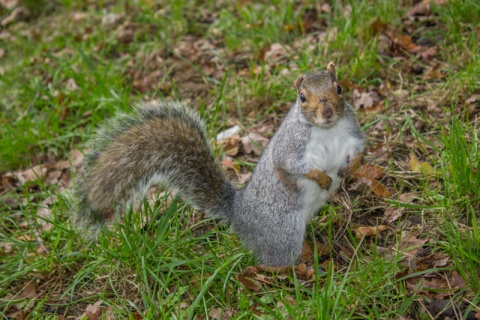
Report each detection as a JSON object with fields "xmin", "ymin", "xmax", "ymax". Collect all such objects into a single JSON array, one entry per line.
[
  {"xmin": 294, "ymin": 75, "xmax": 304, "ymax": 90},
  {"xmin": 327, "ymin": 62, "xmax": 337, "ymax": 80}
]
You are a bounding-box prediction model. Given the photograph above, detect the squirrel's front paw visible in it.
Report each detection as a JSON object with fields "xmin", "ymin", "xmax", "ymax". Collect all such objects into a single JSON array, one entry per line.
[
  {"xmin": 338, "ymin": 153, "xmax": 363, "ymax": 178},
  {"xmin": 306, "ymin": 168, "xmax": 332, "ymax": 190}
]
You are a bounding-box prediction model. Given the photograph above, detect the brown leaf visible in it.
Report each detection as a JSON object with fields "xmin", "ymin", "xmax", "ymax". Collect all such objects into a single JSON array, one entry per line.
[
  {"xmin": 399, "ymin": 192, "xmax": 418, "ymax": 203},
  {"xmin": 408, "ymin": 153, "xmax": 433, "ymax": 174},
  {"xmin": 465, "ymin": 94, "xmax": 480, "ymax": 107},
  {"xmin": 368, "ymin": 18, "xmax": 388, "ymax": 37},
  {"xmin": 241, "ymin": 133, "xmax": 269, "ymax": 156},
  {"xmin": 236, "ymin": 266, "xmax": 262, "ymax": 292},
  {"xmin": 299, "ymin": 241, "xmax": 313, "ymax": 263},
  {"xmin": 18, "ymin": 282, "xmax": 38, "ymax": 299},
  {"xmin": 376, "ymin": 245, "xmax": 395, "ymax": 260},
  {"xmin": 217, "ymin": 135, "xmax": 241, "ymax": 156},
  {"xmin": 256, "ymin": 263, "xmax": 314, "ymax": 280},
  {"xmin": 399, "ymin": 229, "xmax": 429, "ymax": 257},
  {"xmin": 221, "ymin": 157, "xmax": 240, "ymax": 174},
  {"xmin": 2, "ymin": 172, "xmax": 17, "ymax": 191},
  {"xmin": 407, "ymin": 0, "xmax": 431, "ymax": 17},
  {"xmin": 37, "ymin": 207, "xmax": 53, "ymax": 232},
  {"xmin": 355, "ymin": 225, "xmax": 389, "ymax": 240},
  {"xmin": 450, "ymin": 271, "xmax": 467, "ymax": 288},
  {"xmin": 17, "ymin": 165, "xmax": 47, "ymax": 184},
  {"xmin": 1, "ymin": 6, "xmax": 30, "ymax": 26},
  {"xmin": 371, "ymin": 179, "xmax": 391, "ymax": 197},
  {"xmin": 209, "ymin": 307, "xmax": 233, "ymax": 320},
  {"xmin": 407, "ymin": 0, "xmax": 447, "ymax": 17},
  {"xmin": 316, "ymin": 242, "xmax": 330, "ymax": 256},
  {"xmin": 262, "ymin": 43, "xmax": 292, "ymax": 66},
  {"xmin": 383, "ymin": 207, "xmax": 404, "ymax": 223},
  {"xmin": 392, "ymin": 33, "xmax": 417, "ymax": 52},
  {"xmin": 70, "ymin": 149, "xmax": 85, "ymax": 168},
  {"xmin": 355, "ymin": 163, "xmax": 385, "ymax": 180},
  {"xmin": 353, "ymin": 89, "xmax": 381, "ymax": 110},
  {"xmin": 422, "ymin": 63, "xmax": 445, "ymax": 80},
  {"xmin": 82, "ymin": 301, "xmax": 102, "ymax": 320}
]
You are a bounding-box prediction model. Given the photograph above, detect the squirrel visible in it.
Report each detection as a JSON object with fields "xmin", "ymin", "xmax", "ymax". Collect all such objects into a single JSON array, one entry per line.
[{"xmin": 73, "ymin": 62, "xmax": 365, "ymax": 266}]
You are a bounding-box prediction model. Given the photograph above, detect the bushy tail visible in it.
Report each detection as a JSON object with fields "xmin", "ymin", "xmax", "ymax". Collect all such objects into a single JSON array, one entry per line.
[{"xmin": 72, "ymin": 101, "xmax": 236, "ymax": 232}]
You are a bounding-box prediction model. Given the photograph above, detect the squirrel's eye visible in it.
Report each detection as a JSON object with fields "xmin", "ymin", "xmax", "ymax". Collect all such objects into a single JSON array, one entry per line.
[
  {"xmin": 337, "ymin": 85, "xmax": 342, "ymax": 95},
  {"xmin": 300, "ymin": 93, "xmax": 307, "ymax": 103}
]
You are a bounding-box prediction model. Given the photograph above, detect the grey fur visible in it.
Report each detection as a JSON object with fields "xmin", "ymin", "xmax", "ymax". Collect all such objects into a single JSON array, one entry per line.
[{"xmin": 73, "ymin": 67, "xmax": 365, "ymax": 265}]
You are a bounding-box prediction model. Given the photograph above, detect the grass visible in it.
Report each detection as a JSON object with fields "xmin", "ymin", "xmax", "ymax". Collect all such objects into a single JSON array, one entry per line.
[{"xmin": 1, "ymin": 0, "xmax": 479, "ymax": 318}]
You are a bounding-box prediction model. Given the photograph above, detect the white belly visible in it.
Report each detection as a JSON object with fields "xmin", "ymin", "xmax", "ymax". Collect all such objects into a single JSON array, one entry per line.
[{"xmin": 299, "ymin": 119, "xmax": 360, "ymax": 223}]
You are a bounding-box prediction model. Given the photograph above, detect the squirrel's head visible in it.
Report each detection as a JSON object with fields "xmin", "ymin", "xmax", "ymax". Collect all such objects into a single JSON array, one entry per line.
[{"xmin": 294, "ymin": 62, "xmax": 345, "ymax": 127}]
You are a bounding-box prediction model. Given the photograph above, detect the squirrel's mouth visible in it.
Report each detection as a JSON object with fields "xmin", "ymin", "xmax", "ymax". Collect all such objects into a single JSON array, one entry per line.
[{"xmin": 316, "ymin": 118, "xmax": 336, "ymax": 127}]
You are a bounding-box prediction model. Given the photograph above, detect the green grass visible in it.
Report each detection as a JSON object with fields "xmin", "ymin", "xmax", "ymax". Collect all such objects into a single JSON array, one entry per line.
[{"xmin": 1, "ymin": 0, "xmax": 479, "ymax": 318}]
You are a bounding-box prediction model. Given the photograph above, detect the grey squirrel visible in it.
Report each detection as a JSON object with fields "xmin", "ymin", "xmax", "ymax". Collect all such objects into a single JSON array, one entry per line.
[{"xmin": 73, "ymin": 62, "xmax": 365, "ymax": 266}]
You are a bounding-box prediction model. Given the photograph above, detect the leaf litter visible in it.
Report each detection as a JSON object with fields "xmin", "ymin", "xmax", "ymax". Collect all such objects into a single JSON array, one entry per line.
[{"xmin": 0, "ymin": 0, "xmax": 478, "ymax": 318}]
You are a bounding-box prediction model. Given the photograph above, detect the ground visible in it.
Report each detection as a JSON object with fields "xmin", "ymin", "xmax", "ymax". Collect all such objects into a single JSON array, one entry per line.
[{"xmin": 0, "ymin": 0, "xmax": 479, "ymax": 319}]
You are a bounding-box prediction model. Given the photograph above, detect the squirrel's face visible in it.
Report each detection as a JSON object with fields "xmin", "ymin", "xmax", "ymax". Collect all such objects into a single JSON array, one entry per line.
[{"xmin": 294, "ymin": 63, "xmax": 345, "ymax": 127}]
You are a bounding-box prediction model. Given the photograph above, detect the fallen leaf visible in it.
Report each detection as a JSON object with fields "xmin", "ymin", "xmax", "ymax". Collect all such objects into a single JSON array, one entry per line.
[
  {"xmin": 256, "ymin": 263, "xmax": 314, "ymax": 280},
  {"xmin": 316, "ymin": 242, "xmax": 330, "ymax": 256},
  {"xmin": 409, "ymin": 153, "xmax": 433, "ymax": 174},
  {"xmin": 82, "ymin": 301, "xmax": 102, "ymax": 320},
  {"xmin": 422, "ymin": 63, "xmax": 444, "ymax": 80},
  {"xmin": 399, "ymin": 192, "xmax": 418, "ymax": 203},
  {"xmin": 17, "ymin": 165, "xmax": 47, "ymax": 183},
  {"xmin": 383, "ymin": 207, "xmax": 404, "ymax": 223},
  {"xmin": 216, "ymin": 135, "xmax": 241, "ymax": 156},
  {"xmin": 221, "ymin": 157, "xmax": 240, "ymax": 174},
  {"xmin": 216, "ymin": 125, "xmax": 241, "ymax": 141},
  {"xmin": 355, "ymin": 225, "xmax": 389, "ymax": 240},
  {"xmin": 450, "ymin": 271, "xmax": 467, "ymax": 288},
  {"xmin": 1, "ymin": 5, "xmax": 30, "ymax": 26},
  {"xmin": 358, "ymin": 177, "xmax": 391, "ymax": 197},
  {"xmin": 465, "ymin": 94, "xmax": 480, "ymax": 107},
  {"xmin": 299, "ymin": 241, "xmax": 313, "ymax": 263},
  {"xmin": 236, "ymin": 266, "xmax": 274, "ymax": 292},
  {"xmin": 353, "ymin": 89, "xmax": 381, "ymax": 110},
  {"xmin": 355, "ymin": 163, "xmax": 385, "ymax": 180},
  {"xmin": 241, "ymin": 133, "xmax": 269, "ymax": 156},
  {"xmin": 407, "ymin": 0, "xmax": 447, "ymax": 17},
  {"xmin": 376, "ymin": 245, "xmax": 395, "ymax": 260},
  {"xmin": 399, "ymin": 229, "xmax": 429, "ymax": 257}
]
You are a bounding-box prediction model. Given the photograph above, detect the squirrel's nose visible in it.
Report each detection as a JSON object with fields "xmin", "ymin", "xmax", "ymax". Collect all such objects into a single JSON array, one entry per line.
[{"xmin": 322, "ymin": 107, "xmax": 333, "ymax": 120}]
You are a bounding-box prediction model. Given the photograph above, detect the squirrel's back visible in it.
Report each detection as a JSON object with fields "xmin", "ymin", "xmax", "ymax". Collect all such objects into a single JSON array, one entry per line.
[{"xmin": 74, "ymin": 101, "xmax": 236, "ymax": 230}]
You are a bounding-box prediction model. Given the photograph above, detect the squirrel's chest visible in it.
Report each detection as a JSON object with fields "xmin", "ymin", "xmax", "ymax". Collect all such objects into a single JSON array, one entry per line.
[{"xmin": 304, "ymin": 122, "xmax": 357, "ymax": 174}]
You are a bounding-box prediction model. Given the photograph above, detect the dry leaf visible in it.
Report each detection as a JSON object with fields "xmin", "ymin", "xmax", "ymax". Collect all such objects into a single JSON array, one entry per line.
[
  {"xmin": 422, "ymin": 63, "xmax": 444, "ymax": 80},
  {"xmin": 383, "ymin": 207, "xmax": 404, "ymax": 223},
  {"xmin": 236, "ymin": 266, "xmax": 263, "ymax": 292},
  {"xmin": 209, "ymin": 307, "xmax": 233, "ymax": 320},
  {"xmin": 216, "ymin": 125, "xmax": 241, "ymax": 141},
  {"xmin": 217, "ymin": 135, "xmax": 241, "ymax": 156},
  {"xmin": 358, "ymin": 176, "xmax": 391, "ymax": 197},
  {"xmin": 407, "ymin": 0, "xmax": 447, "ymax": 17},
  {"xmin": 376, "ymin": 245, "xmax": 395, "ymax": 260},
  {"xmin": 371, "ymin": 180, "xmax": 391, "ymax": 197},
  {"xmin": 399, "ymin": 192, "xmax": 418, "ymax": 203},
  {"xmin": 408, "ymin": 153, "xmax": 433, "ymax": 174},
  {"xmin": 355, "ymin": 163, "xmax": 385, "ymax": 180},
  {"xmin": 241, "ymin": 133, "xmax": 269, "ymax": 156},
  {"xmin": 17, "ymin": 165, "xmax": 47, "ymax": 183},
  {"xmin": 316, "ymin": 242, "xmax": 330, "ymax": 256},
  {"xmin": 221, "ymin": 157, "xmax": 240, "ymax": 174},
  {"xmin": 355, "ymin": 225, "xmax": 389, "ymax": 240},
  {"xmin": 299, "ymin": 241, "xmax": 313, "ymax": 263},
  {"xmin": 82, "ymin": 301, "xmax": 102, "ymax": 320},
  {"xmin": 399, "ymin": 229, "xmax": 429, "ymax": 257},
  {"xmin": 1, "ymin": 5, "xmax": 30, "ymax": 26},
  {"xmin": 353, "ymin": 89, "xmax": 381, "ymax": 110}
]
